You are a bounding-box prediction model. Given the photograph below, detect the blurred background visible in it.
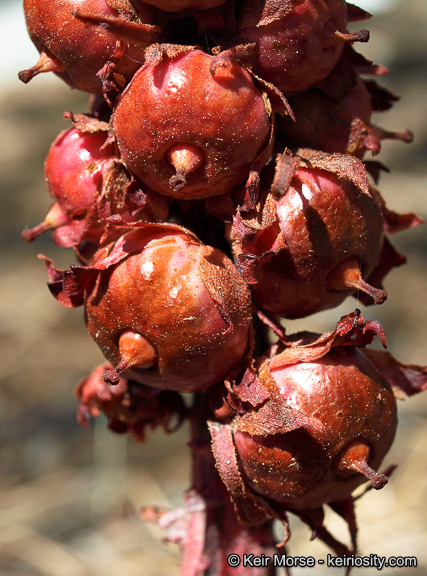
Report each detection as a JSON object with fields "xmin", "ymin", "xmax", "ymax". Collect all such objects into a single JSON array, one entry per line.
[{"xmin": 0, "ymin": 0, "xmax": 426, "ymax": 574}]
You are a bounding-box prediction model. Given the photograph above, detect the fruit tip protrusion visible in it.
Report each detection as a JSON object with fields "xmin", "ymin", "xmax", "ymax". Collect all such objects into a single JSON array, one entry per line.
[
  {"xmin": 375, "ymin": 126, "xmax": 414, "ymax": 145},
  {"xmin": 18, "ymin": 51, "xmax": 66, "ymax": 84},
  {"xmin": 104, "ymin": 330, "xmax": 158, "ymax": 385},
  {"xmin": 20, "ymin": 202, "xmax": 70, "ymax": 242},
  {"xmin": 333, "ymin": 440, "xmax": 389, "ymax": 490},
  {"xmin": 103, "ymin": 368, "xmax": 121, "ymax": 385},
  {"xmin": 335, "ymin": 29, "xmax": 370, "ymax": 44},
  {"xmin": 167, "ymin": 143, "xmax": 204, "ymax": 192},
  {"xmin": 327, "ymin": 257, "xmax": 388, "ymax": 305}
]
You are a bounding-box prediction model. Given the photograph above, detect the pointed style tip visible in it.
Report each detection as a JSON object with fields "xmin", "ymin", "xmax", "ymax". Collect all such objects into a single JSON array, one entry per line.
[
  {"xmin": 327, "ymin": 257, "xmax": 387, "ymax": 304},
  {"xmin": 167, "ymin": 143, "xmax": 204, "ymax": 191}
]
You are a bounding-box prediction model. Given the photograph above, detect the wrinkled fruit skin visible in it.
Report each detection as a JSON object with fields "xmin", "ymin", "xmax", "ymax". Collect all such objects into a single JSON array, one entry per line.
[
  {"xmin": 245, "ymin": 167, "xmax": 384, "ymax": 318},
  {"xmin": 113, "ymin": 47, "xmax": 272, "ymax": 199},
  {"xmin": 234, "ymin": 347, "xmax": 397, "ymax": 510},
  {"xmin": 83, "ymin": 225, "xmax": 253, "ymax": 392},
  {"xmin": 233, "ymin": 0, "xmax": 348, "ymax": 95},
  {"xmin": 21, "ymin": 0, "xmax": 152, "ymax": 93}
]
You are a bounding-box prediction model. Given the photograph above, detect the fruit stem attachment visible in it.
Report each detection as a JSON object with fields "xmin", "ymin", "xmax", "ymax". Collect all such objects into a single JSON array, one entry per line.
[
  {"xmin": 167, "ymin": 143, "xmax": 204, "ymax": 192},
  {"xmin": 327, "ymin": 257, "xmax": 387, "ymax": 304}
]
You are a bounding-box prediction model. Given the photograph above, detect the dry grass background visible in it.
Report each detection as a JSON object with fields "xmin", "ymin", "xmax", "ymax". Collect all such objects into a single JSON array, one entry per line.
[{"xmin": 0, "ymin": 1, "xmax": 426, "ymax": 574}]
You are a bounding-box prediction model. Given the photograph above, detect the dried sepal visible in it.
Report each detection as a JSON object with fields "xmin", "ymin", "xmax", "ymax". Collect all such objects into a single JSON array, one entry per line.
[
  {"xmin": 142, "ymin": 42, "xmax": 199, "ymax": 67},
  {"xmin": 346, "ymin": 2, "xmax": 372, "ymax": 23},
  {"xmin": 293, "ymin": 148, "xmax": 372, "ymax": 197},
  {"xmin": 364, "ymin": 350, "xmax": 427, "ymax": 399},
  {"xmin": 146, "ymin": 413, "xmax": 279, "ymax": 576},
  {"xmin": 63, "ymin": 111, "xmax": 110, "ymax": 135},
  {"xmin": 71, "ymin": 8, "xmax": 161, "ymax": 44},
  {"xmin": 238, "ymin": 0, "xmax": 306, "ymax": 29},
  {"xmin": 75, "ymin": 362, "xmax": 187, "ymax": 441},
  {"xmin": 374, "ymin": 187, "xmax": 424, "ymax": 234},
  {"xmin": 211, "ymin": 43, "xmax": 293, "ymax": 117},
  {"xmin": 344, "ymin": 44, "xmax": 389, "ymax": 77},
  {"xmin": 209, "ymin": 420, "xmax": 272, "ymax": 526},
  {"xmin": 268, "ymin": 310, "xmax": 387, "ymax": 368}
]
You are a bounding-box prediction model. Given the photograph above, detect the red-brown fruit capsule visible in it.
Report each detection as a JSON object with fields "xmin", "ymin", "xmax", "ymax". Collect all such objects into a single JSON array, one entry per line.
[
  {"xmin": 228, "ymin": 0, "xmax": 369, "ymax": 95},
  {"xmin": 22, "ymin": 127, "xmax": 122, "ymax": 247},
  {"xmin": 113, "ymin": 45, "xmax": 273, "ymax": 199},
  {"xmin": 19, "ymin": 0, "xmax": 158, "ymax": 95},
  {"xmin": 233, "ymin": 346, "xmax": 396, "ymax": 509},
  {"xmin": 43, "ymin": 221, "xmax": 253, "ymax": 393},
  {"xmin": 230, "ymin": 150, "xmax": 421, "ymax": 319},
  {"xmin": 278, "ymin": 75, "xmax": 413, "ymax": 157},
  {"xmin": 21, "ymin": 124, "xmax": 169, "ymax": 250},
  {"xmin": 131, "ymin": 0, "xmax": 226, "ymax": 11},
  {"xmin": 231, "ymin": 152, "xmax": 389, "ymax": 318},
  {"xmin": 210, "ymin": 312, "xmax": 427, "ymax": 554}
]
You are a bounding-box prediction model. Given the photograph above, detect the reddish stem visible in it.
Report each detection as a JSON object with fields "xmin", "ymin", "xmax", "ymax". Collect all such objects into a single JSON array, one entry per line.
[{"xmin": 182, "ymin": 394, "xmax": 279, "ymax": 576}]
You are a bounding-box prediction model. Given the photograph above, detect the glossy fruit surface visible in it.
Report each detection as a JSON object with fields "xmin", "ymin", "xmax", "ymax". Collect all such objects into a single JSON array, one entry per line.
[
  {"xmin": 45, "ymin": 222, "xmax": 253, "ymax": 392},
  {"xmin": 20, "ymin": 0, "xmax": 155, "ymax": 94},
  {"xmin": 234, "ymin": 347, "xmax": 397, "ymax": 509},
  {"xmin": 231, "ymin": 154, "xmax": 389, "ymax": 318},
  {"xmin": 232, "ymin": 0, "xmax": 349, "ymax": 94},
  {"xmin": 113, "ymin": 46, "xmax": 272, "ymax": 199}
]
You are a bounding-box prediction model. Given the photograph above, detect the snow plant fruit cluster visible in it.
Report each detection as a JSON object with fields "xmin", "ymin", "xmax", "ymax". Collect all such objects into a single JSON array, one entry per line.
[{"xmin": 20, "ymin": 0, "xmax": 426, "ymax": 573}]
